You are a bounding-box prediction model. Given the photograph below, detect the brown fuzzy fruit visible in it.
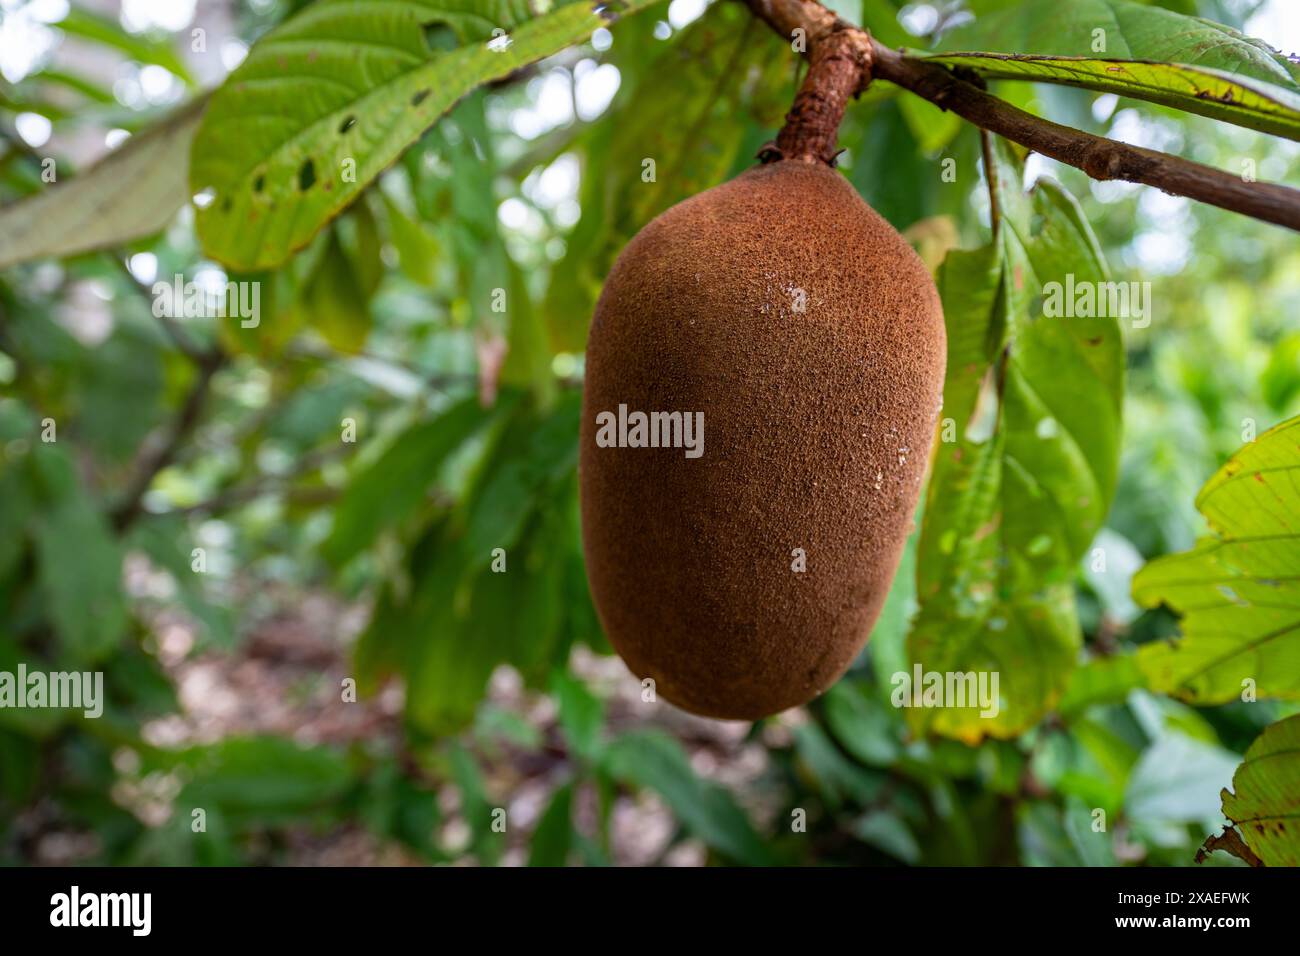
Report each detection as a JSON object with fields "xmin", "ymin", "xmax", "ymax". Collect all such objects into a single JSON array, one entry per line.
[{"xmin": 579, "ymin": 160, "xmax": 946, "ymax": 720}]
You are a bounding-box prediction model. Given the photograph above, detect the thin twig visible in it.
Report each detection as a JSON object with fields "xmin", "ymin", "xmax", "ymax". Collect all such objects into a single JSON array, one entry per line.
[
  {"xmin": 741, "ymin": 0, "xmax": 1300, "ymax": 232},
  {"xmin": 110, "ymin": 351, "xmax": 224, "ymax": 532},
  {"xmin": 109, "ymin": 252, "xmax": 217, "ymax": 365},
  {"xmin": 979, "ymin": 130, "xmax": 1002, "ymax": 234},
  {"xmin": 170, "ymin": 445, "xmax": 349, "ymax": 517}
]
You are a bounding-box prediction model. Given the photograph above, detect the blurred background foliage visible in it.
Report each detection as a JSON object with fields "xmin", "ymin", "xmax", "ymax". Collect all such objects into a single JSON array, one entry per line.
[{"xmin": 0, "ymin": 0, "xmax": 1298, "ymax": 866}]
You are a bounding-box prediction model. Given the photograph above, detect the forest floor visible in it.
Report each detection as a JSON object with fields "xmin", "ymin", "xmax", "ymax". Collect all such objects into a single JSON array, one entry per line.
[{"xmin": 122, "ymin": 580, "xmax": 781, "ymax": 866}]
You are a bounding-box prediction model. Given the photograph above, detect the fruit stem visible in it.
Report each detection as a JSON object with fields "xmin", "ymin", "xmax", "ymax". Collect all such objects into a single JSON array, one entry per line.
[
  {"xmin": 744, "ymin": 0, "xmax": 1300, "ymax": 231},
  {"xmin": 761, "ymin": 27, "xmax": 873, "ymax": 166}
]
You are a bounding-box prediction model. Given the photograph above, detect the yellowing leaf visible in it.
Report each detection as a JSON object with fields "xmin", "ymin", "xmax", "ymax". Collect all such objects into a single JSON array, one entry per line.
[
  {"xmin": 1134, "ymin": 415, "xmax": 1300, "ymax": 703},
  {"xmin": 1203, "ymin": 715, "xmax": 1300, "ymax": 866}
]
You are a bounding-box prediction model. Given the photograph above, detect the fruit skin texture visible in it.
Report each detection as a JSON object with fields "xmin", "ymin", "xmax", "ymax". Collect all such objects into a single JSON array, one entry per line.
[{"xmin": 579, "ymin": 160, "xmax": 946, "ymax": 720}]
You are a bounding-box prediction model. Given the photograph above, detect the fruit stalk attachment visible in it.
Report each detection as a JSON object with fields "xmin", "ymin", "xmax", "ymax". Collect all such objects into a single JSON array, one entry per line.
[
  {"xmin": 761, "ymin": 28, "xmax": 873, "ymax": 166},
  {"xmin": 743, "ymin": 0, "xmax": 1300, "ymax": 231}
]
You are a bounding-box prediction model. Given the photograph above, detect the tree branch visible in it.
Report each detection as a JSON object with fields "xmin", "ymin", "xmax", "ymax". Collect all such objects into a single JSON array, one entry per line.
[
  {"xmin": 109, "ymin": 252, "xmax": 217, "ymax": 366},
  {"xmin": 763, "ymin": 27, "xmax": 872, "ymax": 164},
  {"xmin": 169, "ymin": 445, "xmax": 347, "ymax": 518},
  {"xmin": 110, "ymin": 351, "xmax": 224, "ymax": 532},
  {"xmin": 742, "ymin": 0, "xmax": 1300, "ymax": 232}
]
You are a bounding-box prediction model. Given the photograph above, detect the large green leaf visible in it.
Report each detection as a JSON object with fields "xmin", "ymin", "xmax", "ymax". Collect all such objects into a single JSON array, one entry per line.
[
  {"xmin": 165, "ymin": 737, "xmax": 355, "ymax": 826},
  {"xmin": 322, "ymin": 394, "xmax": 504, "ymax": 567},
  {"xmin": 0, "ymin": 99, "xmax": 204, "ymax": 269},
  {"xmin": 27, "ymin": 446, "xmax": 127, "ymax": 665},
  {"xmin": 926, "ymin": 54, "xmax": 1300, "ymax": 141},
  {"xmin": 191, "ymin": 0, "xmax": 658, "ymax": 270},
  {"xmin": 1056, "ymin": 653, "xmax": 1146, "ymax": 717},
  {"xmin": 1205, "ymin": 714, "xmax": 1300, "ymax": 867},
  {"xmin": 937, "ymin": 0, "xmax": 1300, "ymax": 89},
  {"xmin": 526, "ymin": 781, "xmax": 574, "ymax": 866},
  {"xmin": 1123, "ymin": 732, "xmax": 1239, "ymax": 825},
  {"xmin": 1133, "ymin": 414, "xmax": 1300, "ymax": 703},
  {"xmin": 449, "ymin": 741, "xmax": 503, "ymax": 865},
  {"xmin": 355, "ymin": 393, "xmax": 582, "ymax": 733},
  {"xmin": 54, "ymin": 7, "xmax": 196, "ymax": 84},
  {"xmin": 930, "ymin": 0, "xmax": 1300, "ymax": 139},
  {"xmin": 296, "ymin": 224, "xmax": 374, "ymax": 353},
  {"xmin": 907, "ymin": 139, "xmax": 1124, "ymax": 740}
]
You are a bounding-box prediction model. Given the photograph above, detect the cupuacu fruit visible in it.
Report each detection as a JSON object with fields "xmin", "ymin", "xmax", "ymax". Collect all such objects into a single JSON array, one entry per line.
[{"xmin": 579, "ymin": 159, "xmax": 946, "ymax": 720}]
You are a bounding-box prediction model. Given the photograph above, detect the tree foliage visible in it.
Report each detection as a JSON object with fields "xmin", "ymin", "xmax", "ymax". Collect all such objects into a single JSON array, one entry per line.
[{"xmin": 0, "ymin": 0, "xmax": 1297, "ymax": 867}]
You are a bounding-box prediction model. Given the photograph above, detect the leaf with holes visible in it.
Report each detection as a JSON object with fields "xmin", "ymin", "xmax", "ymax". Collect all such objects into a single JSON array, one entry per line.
[
  {"xmin": 926, "ymin": 54, "xmax": 1300, "ymax": 141},
  {"xmin": 931, "ymin": 0, "xmax": 1300, "ymax": 140},
  {"xmin": 0, "ymin": 98, "xmax": 204, "ymax": 269},
  {"xmin": 191, "ymin": 0, "xmax": 659, "ymax": 270},
  {"xmin": 1133, "ymin": 414, "xmax": 1300, "ymax": 704},
  {"xmin": 1202, "ymin": 714, "xmax": 1300, "ymax": 867},
  {"xmin": 907, "ymin": 138, "xmax": 1124, "ymax": 741}
]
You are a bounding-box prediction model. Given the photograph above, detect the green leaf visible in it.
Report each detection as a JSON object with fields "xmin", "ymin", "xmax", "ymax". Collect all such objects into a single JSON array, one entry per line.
[
  {"xmin": 0, "ymin": 461, "xmax": 32, "ymax": 585},
  {"xmin": 898, "ymin": 93, "xmax": 963, "ymax": 152},
  {"xmin": 127, "ymin": 517, "xmax": 235, "ymax": 647},
  {"xmin": 867, "ymin": 494, "xmax": 923, "ymax": 693},
  {"xmin": 360, "ymin": 760, "xmax": 444, "ymax": 861},
  {"xmin": 1017, "ymin": 801, "xmax": 1087, "ymax": 865},
  {"xmin": 0, "ymin": 729, "xmax": 41, "ymax": 804},
  {"xmin": 449, "ymin": 742, "xmax": 502, "ymax": 865},
  {"xmin": 17, "ymin": 68, "xmax": 117, "ymax": 106},
  {"xmin": 794, "ymin": 722, "xmax": 887, "ymax": 808},
  {"xmin": 823, "ymin": 681, "xmax": 901, "ymax": 766},
  {"xmin": 55, "ymin": 7, "xmax": 196, "ymax": 83},
  {"xmin": 930, "ymin": 0, "xmax": 1300, "ymax": 139},
  {"xmin": 297, "ymin": 225, "xmax": 373, "ymax": 353},
  {"xmin": 1133, "ymin": 414, "xmax": 1300, "ymax": 704},
  {"xmin": 322, "ymin": 395, "xmax": 500, "ymax": 567},
  {"xmin": 527, "ymin": 781, "xmax": 574, "ymax": 866},
  {"xmin": 858, "ymin": 0, "xmax": 913, "ymax": 50},
  {"xmin": 402, "ymin": 0, "xmax": 556, "ymax": 42},
  {"xmin": 550, "ymin": 670, "xmax": 605, "ymax": 763},
  {"xmin": 1124, "ymin": 733, "xmax": 1240, "ymax": 825},
  {"xmin": 166, "ymin": 737, "xmax": 355, "ymax": 825},
  {"xmin": 1261, "ymin": 331, "xmax": 1300, "ymax": 413},
  {"xmin": 937, "ymin": 0, "xmax": 1300, "ymax": 90},
  {"xmin": 382, "ymin": 189, "xmax": 441, "ymax": 285},
  {"xmin": 459, "ymin": 391, "xmax": 579, "ymax": 559},
  {"xmin": 500, "ymin": 258, "xmax": 555, "ymax": 402},
  {"xmin": 1057, "ymin": 653, "xmax": 1147, "ymax": 717},
  {"xmin": 853, "ymin": 810, "xmax": 922, "ymax": 863},
  {"xmin": 28, "ymin": 447, "xmax": 127, "ymax": 665},
  {"xmin": 907, "ymin": 139, "xmax": 1124, "ymax": 740},
  {"xmin": 191, "ymin": 0, "xmax": 660, "ymax": 269},
  {"xmin": 1207, "ymin": 714, "xmax": 1300, "ymax": 866},
  {"xmin": 927, "ymin": 53, "xmax": 1300, "ymax": 141},
  {"xmin": 0, "ymin": 99, "xmax": 204, "ymax": 269},
  {"xmin": 602, "ymin": 731, "xmax": 774, "ymax": 866},
  {"xmin": 361, "ymin": 395, "xmax": 581, "ymax": 734},
  {"xmin": 1061, "ymin": 718, "xmax": 1139, "ymax": 814}
]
